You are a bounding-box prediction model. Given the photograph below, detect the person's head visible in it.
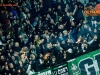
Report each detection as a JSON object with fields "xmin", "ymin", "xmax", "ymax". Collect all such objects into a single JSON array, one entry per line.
[
  {"xmin": 39, "ymin": 0, "xmax": 43, "ymax": 2},
  {"xmin": 63, "ymin": 30, "xmax": 68, "ymax": 35},
  {"xmin": 74, "ymin": 4, "xmax": 78, "ymax": 9},
  {"xmin": 64, "ymin": 50, "xmax": 66, "ymax": 54},
  {"xmin": 50, "ymin": 19, "xmax": 54, "ymax": 24},
  {"xmin": 1, "ymin": 10, "xmax": 4, "ymax": 14},
  {"xmin": 19, "ymin": 8, "xmax": 22, "ymax": 12},
  {"xmin": 20, "ymin": 53, "xmax": 25, "ymax": 59},
  {"xmin": 27, "ymin": 13, "xmax": 30, "ymax": 18},
  {"xmin": 83, "ymin": 39, "xmax": 87, "ymax": 43},
  {"xmin": 0, "ymin": 29, "xmax": 3, "ymax": 36},
  {"xmin": 23, "ymin": 46, "xmax": 28, "ymax": 52},
  {"xmin": 93, "ymin": 35, "xmax": 97, "ymax": 40},
  {"xmin": 61, "ymin": 41, "xmax": 65, "ymax": 44},
  {"xmin": 35, "ymin": 35, "xmax": 39, "ymax": 39},
  {"xmin": 52, "ymin": 56, "xmax": 56, "ymax": 62},
  {"xmin": 15, "ymin": 42, "xmax": 19, "ymax": 47},
  {"xmin": 71, "ymin": 21, "xmax": 75, "ymax": 26},
  {"xmin": 30, "ymin": 54, "xmax": 36, "ymax": 60},
  {"xmin": 59, "ymin": 32, "xmax": 63, "ymax": 37},
  {"xmin": 94, "ymin": 28, "xmax": 97, "ymax": 32},
  {"xmin": 77, "ymin": 35, "xmax": 82, "ymax": 43},
  {"xmin": 0, "ymin": 55, "xmax": 4, "ymax": 60},
  {"xmin": 67, "ymin": 48, "xmax": 73, "ymax": 53},
  {"xmin": 57, "ymin": 0, "xmax": 61, "ymax": 2},
  {"xmin": 11, "ymin": 56, "xmax": 15, "ymax": 60},
  {"xmin": 6, "ymin": 34, "xmax": 11, "ymax": 39},
  {"xmin": 9, "ymin": 12, "xmax": 13, "ymax": 16},
  {"xmin": 46, "ymin": 35, "xmax": 49, "ymax": 39},
  {"xmin": 16, "ymin": 20, "xmax": 19, "ymax": 24},
  {"xmin": 0, "ymin": 0, "xmax": 3, "ymax": 4},
  {"xmin": 40, "ymin": 53, "xmax": 43, "ymax": 58},
  {"xmin": 35, "ymin": 17, "xmax": 39, "ymax": 21},
  {"xmin": 26, "ymin": 0, "xmax": 29, "ymax": 4},
  {"xmin": 77, "ymin": 0, "xmax": 80, "ymax": 2},
  {"xmin": 47, "ymin": 43, "xmax": 51, "ymax": 48},
  {"xmin": 48, "ymin": 8, "xmax": 52, "ymax": 12},
  {"xmin": 65, "ymin": 7, "xmax": 68, "ymax": 12},
  {"xmin": 83, "ymin": 20, "xmax": 87, "ymax": 24},
  {"xmin": 5, "ymin": 10, "xmax": 8, "ymax": 15},
  {"xmin": 9, "ymin": 49, "xmax": 13, "ymax": 53},
  {"xmin": 10, "ymin": 39, "xmax": 14, "ymax": 46},
  {"xmin": 30, "ymin": 45, "xmax": 35, "ymax": 49},
  {"xmin": 84, "ymin": 25, "xmax": 88, "ymax": 29},
  {"xmin": 9, "ymin": 63, "xmax": 14, "ymax": 68},
  {"xmin": 26, "ymin": 20, "xmax": 30, "ymax": 24},
  {"xmin": 84, "ymin": 44, "xmax": 88, "ymax": 48},
  {"xmin": 57, "ymin": 5, "xmax": 61, "ymax": 10},
  {"xmin": 69, "ymin": 11, "xmax": 73, "ymax": 16}
]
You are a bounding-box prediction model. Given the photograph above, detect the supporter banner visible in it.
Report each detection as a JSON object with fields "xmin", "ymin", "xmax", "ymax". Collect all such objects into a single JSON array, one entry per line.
[
  {"xmin": 53, "ymin": 63, "xmax": 69, "ymax": 75},
  {"xmin": 67, "ymin": 49, "xmax": 100, "ymax": 75},
  {"xmin": 33, "ymin": 68, "xmax": 53, "ymax": 75}
]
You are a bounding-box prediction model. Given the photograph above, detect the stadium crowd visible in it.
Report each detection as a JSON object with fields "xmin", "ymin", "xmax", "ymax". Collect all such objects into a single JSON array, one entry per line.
[{"xmin": 0, "ymin": 0, "xmax": 100, "ymax": 75}]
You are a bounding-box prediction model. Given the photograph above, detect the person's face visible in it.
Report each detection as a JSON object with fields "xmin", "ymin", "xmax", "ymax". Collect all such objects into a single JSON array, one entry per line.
[
  {"xmin": 5, "ymin": 11, "xmax": 8, "ymax": 15},
  {"xmin": 84, "ymin": 25, "xmax": 87, "ymax": 28},
  {"xmin": 65, "ymin": 8, "xmax": 68, "ymax": 12},
  {"xmin": 50, "ymin": 43, "xmax": 52, "ymax": 47},
  {"xmin": 47, "ymin": 14, "xmax": 50, "ymax": 18},
  {"xmin": 58, "ymin": 0, "xmax": 61, "ymax": 2},
  {"xmin": 39, "ymin": 0, "xmax": 42, "ymax": 2},
  {"xmin": 5, "ymin": 65, "xmax": 9, "ymax": 70},
  {"xmin": 14, "ymin": 20, "xmax": 17, "ymax": 24},
  {"xmin": 94, "ymin": 29, "xmax": 97, "ymax": 32},
  {"xmin": 47, "ymin": 44, "xmax": 50, "ymax": 48},
  {"xmin": 8, "ymin": 44, "xmax": 11, "ymax": 49},
  {"xmin": 0, "ymin": 0, "xmax": 3, "ymax": 3},
  {"xmin": 69, "ymin": 12, "xmax": 73, "ymax": 16},
  {"xmin": 27, "ymin": 20, "xmax": 30, "ymax": 24},
  {"xmin": 21, "ymin": 54, "xmax": 25, "ymax": 59},
  {"xmin": 71, "ymin": 22, "xmax": 75, "ymax": 26},
  {"xmin": 83, "ymin": 20, "xmax": 87, "ymax": 24},
  {"xmin": 15, "ymin": 42, "xmax": 19, "ymax": 47},
  {"xmin": 59, "ymin": 33, "xmax": 62, "ymax": 37},
  {"xmin": 1, "ymin": 10, "xmax": 4, "ymax": 14},
  {"xmin": 10, "ymin": 49, "xmax": 13, "ymax": 52},
  {"xmin": 26, "ymin": 0, "xmax": 29, "ymax": 4},
  {"xmin": 58, "ymin": 5, "xmax": 61, "ymax": 10},
  {"xmin": 77, "ymin": 0, "xmax": 80, "ymax": 2},
  {"xmin": 35, "ymin": 17, "xmax": 39, "ymax": 21},
  {"xmin": 48, "ymin": 8, "xmax": 52, "ymax": 12},
  {"xmin": 1, "ymin": 56, "xmax": 4, "ymax": 60},
  {"xmin": 94, "ymin": 35, "xmax": 97, "ymax": 40},
  {"xmin": 52, "ymin": 57, "xmax": 56, "ymax": 62},
  {"xmin": 46, "ymin": 35, "xmax": 49, "ymax": 39},
  {"xmin": 30, "ymin": 54, "xmax": 35, "ymax": 60},
  {"xmin": 10, "ymin": 12, "xmax": 13, "ymax": 16},
  {"xmin": 12, "ymin": 56, "xmax": 15, "ymax": 60},
  {"xmin": 7, "ymin": 34, "xmax": 11, "ymax": 39},
  {"xmin": 62, "ymin": 41, "xmax": 65, "ymax": 44},
  {"xmin": 16, "ymin": 20, "xmax": 19, "ymax": 24},
  {"xmin": 50, "ymin": 19, "xmax": 54, "ymax": 24},
  {"xmin": 40, "ymin": 53, "xmax": 43, "ymax": 58},
  {"xmin": 9, "ymin": 63, "xmax": 14, "ymax": 68},
  {"xmin": 0, "ymin": 30, "xmax": 3, "ymax": 35},
  {"xmin": 27, "ymin": 13, "xmax": 30, "ymax": 18},
  {"xmin": 63, "ymin": 31, "xmax": 68, "ymax": 35},
  {"xmin": 64, "ymin": 51, "xmax": 66, "ymax": 54},
  {"xmin": 75, "ymin": 5, "xmax": 78, "ymax": 9}
]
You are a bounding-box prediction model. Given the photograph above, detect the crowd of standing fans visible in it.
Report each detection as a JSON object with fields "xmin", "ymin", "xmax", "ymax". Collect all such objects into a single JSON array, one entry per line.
[{"xmin": 0, "ymin": 0, "xmax": 100, "ymax": 75}]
